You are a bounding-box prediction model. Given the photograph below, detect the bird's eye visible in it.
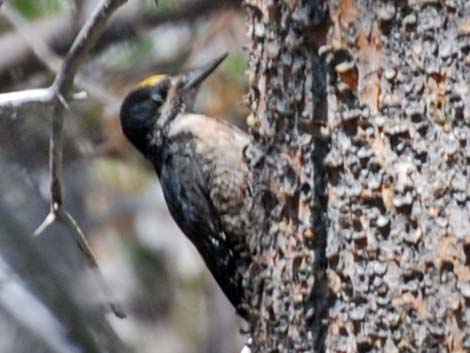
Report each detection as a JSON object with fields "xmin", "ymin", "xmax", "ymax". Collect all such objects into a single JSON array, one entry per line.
[
  {"xmin": 151, "ymin": 92, "xmax": 163, "ymax": 103},
  {"xmin": 150, "ymin": 85, "xmax": 168, "ymax": 104}
]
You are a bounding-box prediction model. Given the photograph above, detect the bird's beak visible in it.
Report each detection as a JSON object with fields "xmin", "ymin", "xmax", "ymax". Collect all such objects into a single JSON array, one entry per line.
[{"xmin": 182, "ymin": 52, "xmax": 228, "ymax": 91}]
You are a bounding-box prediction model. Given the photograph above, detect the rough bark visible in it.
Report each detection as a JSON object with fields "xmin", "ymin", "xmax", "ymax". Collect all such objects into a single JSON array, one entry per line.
[
  {"xmin": 243, "ymin": 0, "xmax": 329, "ymax": 351},
  {"xmin": 244, "ymin": 0, "xmax": 470, "ymax": 352}
]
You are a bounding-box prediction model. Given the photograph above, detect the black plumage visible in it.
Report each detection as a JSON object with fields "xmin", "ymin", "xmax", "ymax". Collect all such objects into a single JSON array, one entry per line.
[{"xmin": 120, "ymin": 54, "xmax": 251, "ymax": 315}]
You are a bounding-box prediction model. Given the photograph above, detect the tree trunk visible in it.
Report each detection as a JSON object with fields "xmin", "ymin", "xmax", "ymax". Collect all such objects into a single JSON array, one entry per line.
[{"xmin": 244, "ymin": 0, "xmax": 470, "ymax": 352}]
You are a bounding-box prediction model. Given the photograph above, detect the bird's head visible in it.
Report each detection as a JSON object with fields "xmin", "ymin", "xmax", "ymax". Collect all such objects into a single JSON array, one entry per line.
[{"xmin": 120, "ymin": 53, "xmax": 227, "ymax": 156}]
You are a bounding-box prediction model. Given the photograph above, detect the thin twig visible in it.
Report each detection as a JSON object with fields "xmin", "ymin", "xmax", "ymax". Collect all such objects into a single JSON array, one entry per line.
[
  {"xmin": 0, "ymin": 203, "xmax": 129, "ymax": 352},
  {"xmin": 52, "ymin": 0, "xmax": 127, "ymax": 95},
  {"xmin": 34, "ymin": 212, "xmax": 56, "ymax": 236},
  {"xmin": 0, "ymin": 0, "xmax": 129, "ymax": 319},
  {"xmin": 57, "ymin": 209, "xmax": 126, "ymax": 319},
  {"xmin": 0, "ymin": 88, "xmax": 53, "ymax": 109},
  {"xmin": 43, "ymin": 0, "xmax": 128, "ymax": 319},
  {"xmin": 0, "ymin": 0, "xmax": 241, "ymax": 88},
  {"xmin": 1, "ymin": 2, "xmax": 119, "ymax": 111},
  {"xmin": 46, "ymin": 0, "xmax": 128, "ymax": 205},
  {"xmin": 1, "ymin": 3, "xmax": 62, "ymax": 73},
  {"xmin": 0, "ymin": 258, "xmax": 79, "ymax": 353}
]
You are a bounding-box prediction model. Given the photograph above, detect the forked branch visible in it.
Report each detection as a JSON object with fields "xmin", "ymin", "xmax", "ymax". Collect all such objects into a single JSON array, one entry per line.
[{"xmin": 0, "ymin": 0, "xmax": 129, "ymax": 319}]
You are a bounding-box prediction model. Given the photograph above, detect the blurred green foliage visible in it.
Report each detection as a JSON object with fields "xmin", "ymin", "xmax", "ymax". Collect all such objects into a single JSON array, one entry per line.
[
  {"xmin": 141, "ymin": 0, "xmax": 172, "ymax": 12},
  {"xmin": 104, "ymin": 37, "xmax": 154, "ymax": 71},
  {"xmin": 224, "ymin": 53, "xmax": 247, "ymax": 82},
  {"xmin": 131, "ymin": 241, "xmax": 164, "ymax": 271},
  {"xmin": 91, "ymin": 157, "xmax": 153, "ymax": 191},
  {"xmin": 12, "ymin": 0, "xmax": 64, "ymax": 18}
]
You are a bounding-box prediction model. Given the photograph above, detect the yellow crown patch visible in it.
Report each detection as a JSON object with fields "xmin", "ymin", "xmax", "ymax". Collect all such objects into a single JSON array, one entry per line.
[{"xmin": 136, "ymin": 74, "xmax": 167, "ymax": 89}]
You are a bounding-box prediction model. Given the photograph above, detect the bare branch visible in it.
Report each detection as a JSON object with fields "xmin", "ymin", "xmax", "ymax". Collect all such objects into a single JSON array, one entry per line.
[
  {"xmin": 28, "ymin": 0, "xmax": 127, "ymax": 215},
  {"xmin": 0, "ymin": 202, "xmax": 129, "ymax": 352},
  {"xmin": 34, "ymin": 212, "xmax": 56, "ymax": 236},
  {"xmin": 0, "ymin": 258, "xmax": 79, "ymax": 353},
  {"xmin": 41, "ymin": 0, "xmax": 128, "ymax": 319},
  {"xmin": 0, "ymin": 0, "xmax": 129, "ymax": 319},
  {"xmin": 0, "ymin": 88, "xmax": 53, "ymax": 109},
  {"xmin": 57, "ymin": 208, "xmax": 126, "ymax": 319},
  {"xmin": 0, "ymin": 12, "xmax": 72, "ymax": 83},
  {"xmin": 0, "ymin": 0, "xmax": 241, "ymax": 88},
  {"xmin": 1, "ymin": 2, "xmax": 116, "ymax": 108},
  {"xmin": 0, "ymin": 3, "xmax": 118, "ymax": 110},
  {"xmin": 1, "ymin": 3, "xmax": 61, "ymax": 74},
  {"xmin": 52, "ymin": 0, "xmax": 128, "ymax": 96},
  {"xmin": 45, "ymin": 0, "xmax": 127, "ymax": 210}
]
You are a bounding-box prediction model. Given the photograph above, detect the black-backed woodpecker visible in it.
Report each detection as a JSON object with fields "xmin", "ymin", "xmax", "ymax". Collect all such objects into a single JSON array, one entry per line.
[{"xmin": 120, "ymin": 54, "xmax": 251, "ymax": 316}]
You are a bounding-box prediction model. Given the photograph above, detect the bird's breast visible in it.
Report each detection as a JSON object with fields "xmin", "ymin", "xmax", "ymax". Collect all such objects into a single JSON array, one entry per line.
[{"xmin": 170, "ymin": 114, "xmax": 252, "ymax": 234}]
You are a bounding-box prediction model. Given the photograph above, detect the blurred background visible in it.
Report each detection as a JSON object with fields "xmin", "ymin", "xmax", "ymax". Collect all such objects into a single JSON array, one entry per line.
[{"xmin": 0, "ymin": 0, "xmax": 249, "ymax": 352}]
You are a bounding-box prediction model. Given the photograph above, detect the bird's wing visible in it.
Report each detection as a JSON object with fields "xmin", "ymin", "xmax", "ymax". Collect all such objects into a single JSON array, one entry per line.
[
  {"xmin": 168, "ymin": 113, "xmax": 251, "ymax": 238},
  {"xmin": 159, "ymin": 145, "xmax": 219, "ymax": 247},
  {"xmin": 159, "ymin": 144, "xmax": 244, "ymax": 308}
]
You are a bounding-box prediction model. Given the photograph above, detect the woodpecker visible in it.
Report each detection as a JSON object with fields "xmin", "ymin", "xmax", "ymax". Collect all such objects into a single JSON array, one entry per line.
[{"xmin": 120, "ymin": 53, "xmax": 252, "ymax": 316}]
